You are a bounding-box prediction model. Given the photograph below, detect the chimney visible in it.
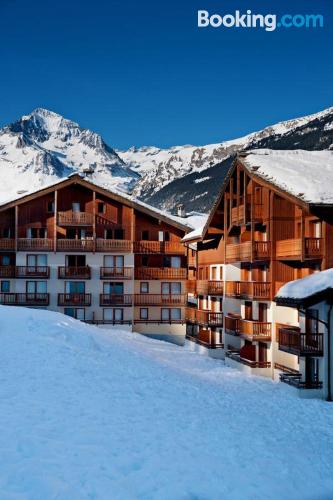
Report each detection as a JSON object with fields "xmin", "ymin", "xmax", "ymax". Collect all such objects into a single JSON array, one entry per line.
[
  {"xmin": 177, "ymin": 204, "xmax": 186, "ymax": 218},
  {"xmin": 82, "ymin": 167, "xmax": 94, "ymax": 178}
]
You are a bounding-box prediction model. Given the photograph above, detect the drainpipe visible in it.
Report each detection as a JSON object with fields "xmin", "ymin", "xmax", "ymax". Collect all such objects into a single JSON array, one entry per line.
[{"xmin": 327, "ymin": 302, "xmax": 333, "ymax": 402}]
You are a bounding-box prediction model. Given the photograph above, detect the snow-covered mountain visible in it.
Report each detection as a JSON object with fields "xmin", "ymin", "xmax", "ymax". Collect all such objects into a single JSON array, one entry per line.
[
  {"xmin": 118, "ymin": 107, "xmax": 333, "ymax": 211},
  {"xmin": 0, "ymin": 108, "xmax": 139, "ymax": 202},
  {"xmin": 0, "ymin": 106, "xmax": 332, "ymax": 212}
]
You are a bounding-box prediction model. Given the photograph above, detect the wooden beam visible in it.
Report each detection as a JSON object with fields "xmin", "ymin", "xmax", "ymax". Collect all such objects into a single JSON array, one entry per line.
[
  {"xmin": 14, "ymin": 205, "xmax": 18, "ymax": 253},
  {"xmin": 92, "ymin": 191, "xmax": 96, "ymax": 253},
  {"xmin": 54, "ymin": 190, "xmax": 57, "ymax": 253}
]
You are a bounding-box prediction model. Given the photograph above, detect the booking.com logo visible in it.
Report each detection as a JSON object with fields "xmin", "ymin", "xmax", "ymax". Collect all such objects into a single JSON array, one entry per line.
[{"xmin": 198, "ymin": 10, "xmax": 324, "ymax": 31}]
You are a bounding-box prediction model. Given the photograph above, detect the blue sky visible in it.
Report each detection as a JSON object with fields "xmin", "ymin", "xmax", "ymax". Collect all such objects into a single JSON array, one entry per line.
[{"xmin": 0, "ymin": 0, "xmax": 332, "ymax": 149}]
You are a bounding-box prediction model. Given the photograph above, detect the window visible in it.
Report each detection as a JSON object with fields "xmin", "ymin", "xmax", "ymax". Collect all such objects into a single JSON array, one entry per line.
[
  {"xmin": 211, "ymin": 267, "xmax": 217, "ymax": 280},
  {"xmin": 3, "ymin": 228, "xmax": 11, "ymax": 238},
  {"xmin": 105, "ymin": 229, "xmax": 113, "ymax": 239},
  {"xmin": 66, "ymin": 255, "xmax": 86, "ymax": 267},
  {"xmin": 140, "ymin": 282, "xmax": 149, "ymax": 294},
  {"xmin": 27, "ymin": 228, "xmax": 47, "ymax": 239},
  {"xmin": 1, "ymin": 256, "xmax": 10, "ymax": 266},
  {"xmin": 161, "ymin": 308, "xmax": 181, "ymax": 321},
  {"xmin": 104, "ymin": 255, "xmax": 124, "ymax": 268},
  {"xmin": 65, "ymin": 282, "xmax": 85, "ymax": 294},
  {"xmin": 103, "ymin": 282, "xmax": 124, "ymax": 295},
  {"xmin": 72, "ymin": 203, "xmax": 80, "ymax": 212},
  {"xmin": 114, "ymin": 229, "xmax": 124, "ymax": 240},
  {"xmin": 164, "ymin": 231, "xmax": 170, "ymax": 241},
  {"xmin": 47, "ymin": 201, "xmax": 54, "ymax": 213},
  {"xmin": 158, "ymin": 231, "xmax": 164, "ymax": 242},
  {"xmin": 140, "ymin": 308, "xmax": 148, "ymax": 320},
  {"xmin": 98, "ymin": 202, "xmax": 105, "ymax": 214},
  {"xmin": 103, "ymin": 308, "xmax": 124, "ymax": 322},
  {"xmin": 64, "ymin": 308, "xmax": 85, "ymax": 320},
  {"xmin": 142, "ymin": 230, "xmax": 149, "ymax": 240},
  {"xmin": 142, "ymin": 256, "xmax": 149, "ymax": 267},
  {"xmin": 27, "ymin": 281, "xmax": 47, "ymax": 293},
  {"xmin": 162, "ymin": 282, "xmax": 181, "ymax": 294},
  {"xmin": 1, "ymin": 281, "xmax": 10, "ymax": 292},
  {"xmin": 171, "ymin": 256, "xmax": 181, "ymax": 268},
  {"xmin": 27, "ymin": 254, "xmax": 48, "ymax": 266}
]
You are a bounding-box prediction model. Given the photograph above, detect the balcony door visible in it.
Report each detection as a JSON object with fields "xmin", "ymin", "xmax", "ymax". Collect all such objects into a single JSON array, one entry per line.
[
  {"xmin": 72, "ymin": 203, "xmax": 81, "ymax": 212},
  {"xmin": 104, "ymin": 255, "xmax": 124, "ymax": 269},
  {"xmin": 66, "ymin": 255, "xmax": 86, "ymax": 267},
  {"xmin": 244, "ymin": 301, "xmax": 252, "ymax": 320},
  {"xmin": 27, "ymin": 281, "xmax": 47, "ymax": 293},
  {"xmin": 27, "ymin": 254, "xmax": 47, "ymax": 267},
  {"xmin": 162, "ymin": 282, "xmax": 181, "ymax": 295},
  {"xmin": 258, "ymin": 303, "xmax": 268, "ymax": 322},
  {"xmin": 103, "ymin": 282, "xmax": 124, "ymax": 295},
  {"xmin": 65, "ymin": 282, "xmax": 85, "ymax": 294}
]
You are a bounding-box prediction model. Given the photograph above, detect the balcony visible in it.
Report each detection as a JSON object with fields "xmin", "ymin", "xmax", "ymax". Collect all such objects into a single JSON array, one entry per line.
[
  {"xmin": 57, "ymin": 239, "xmax": 94, "ymax": 252},
  {"xmin": 185, "ymin": 307, "xmax": 223, "ymax": 326},
  {"xmin": 100, "ymin": 267, "xmax": 133, "ymax": 279},
  {"xmin": 224, "ymin": 315, "xmax": 240, "ymax": 336},
  {"xmin": 15, "ymin": 266, "xmax": 50, "ymax": 278},
  {"xmin": 0, "ymin": 239, "xmax": 15, "ymax": 250},
  {"xmin": 58, "ymin": 293, "xmax": 91, "ymax": 306},
  {"xmin": 196, "ymin": 280, "xmax": 224, "ymax": 296},
  {"xmin": 278, "ymin": 328, "xmax": 323, "ymax": 356},
  {"xmin": 133, "ymin": 241, "xmax": 185, "ymax": 254},
  {"xmin": 276, "ymin": 238, "xmax": 323, "ymax": 260},
  {"xmin": 18, "ymin": 238, "xmax": 54, "ymax": 251},
  {"xmin": 186, "ymin": 328, "xmax": 224, "ymax": 349},
  {"xmin": 134, "ymin": 294, "xmax": 186, "ymax": 306},
  {"xmin": 225, "ymin": 281, "xmax": 271, "ymax": 300},
  {"xmin": 58, "ymin": 266, "xmax": 91, "ymax": 279},
  {"xmin": 0, "ymin": 293, "xmax": 49, "ymax": 306},
  {"xmin": 240, "ymin": 320, "xmax": 271, "ymax": 341},
  {"xmin": 0, "ymin": 266, "xmax": 15, "ymax": 278},
  {"xmin": 134, "ymin": 267, "xmax": 187, "ymax": 280},
  {"xmin": 279, "ymin": 371, "xmax": 323, "ymax": 389},
  {"xmin": 96, "ymin": 239, "xmax": 132, "ymax": 252},
  {"xmin": 100, "ymin": 294, "xmax": 133, "ymax": 306},
  {"xmin": 58, "ymin": 211, "xmax": 94, "ymax": 226},
  {"xmin": 225, "ymin": 349, "xmax": 271, "ymax": 369},
  {"xmin": 225, "ymin": 241, "xmax": 270, "ymax": 263}
]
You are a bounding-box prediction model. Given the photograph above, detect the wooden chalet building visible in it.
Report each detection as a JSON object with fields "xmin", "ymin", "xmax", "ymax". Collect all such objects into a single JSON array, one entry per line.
[
  {"xmin": 184, "ymin": 149, "xmax": 333, "ymax": 396},
  {"xmin": 0, "ymin": 174, "xmax": 192, "ymax": 333}
]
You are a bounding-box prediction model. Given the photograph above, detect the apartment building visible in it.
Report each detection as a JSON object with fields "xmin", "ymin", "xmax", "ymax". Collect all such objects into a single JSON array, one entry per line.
[
  {"xmin": 184, "ymin": 149, "xmax": 333, "ymax": 397},
  {"xmin": 0, "ymin": 174, "xmax": 191, "ymax": 334}
]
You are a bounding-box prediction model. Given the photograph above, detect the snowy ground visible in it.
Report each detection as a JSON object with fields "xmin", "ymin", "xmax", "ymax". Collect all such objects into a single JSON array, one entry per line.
[{"xmin": 1, "ymin": 306, "xmax": 333, "ymax": 500}]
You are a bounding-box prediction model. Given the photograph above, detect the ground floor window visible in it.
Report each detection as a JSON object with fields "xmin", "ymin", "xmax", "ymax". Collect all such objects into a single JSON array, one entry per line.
[
  {"xmin": 161, "ymin": 308, "xmax": 181, "ymax": 321},
  {"xmin": 103, "ymin": 308, "xmax": 124, "ymax": 322},
  {"xmin": 140, "ymin": 308, "xmax": 148, "ymax": 320},
  {"xmin": 64, "ymin": 308, "xmax": 85, "ymax": 320},
  {"xmin": 1, "ymin": 280, "xmax": 10, "ymax": 292}
]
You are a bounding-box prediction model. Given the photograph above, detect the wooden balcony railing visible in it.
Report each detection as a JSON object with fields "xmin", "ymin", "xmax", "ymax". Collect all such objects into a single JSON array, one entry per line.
[
  {"xmin": 240, "ymin": 320, "xmax": 271, "ymax": 341},
  {"xmin": 224, "ymin": 315, "xmax": 240, "ymax": 335},
  {"xmin": 58, "ymin": 293, "xmax": 91, "ymax": 306},
  {"xmin": 0, "ymin": 266, "xmax": 15, "ymax": 277},
  {"xmin": 231, "ymin": 204, "xmax": 245, "ymax": 226},
  {"xmin": 57, "ymin": 239, "xmax": 94, "ymax": 252},
  {"xmin": 58, "ymin": 266, "xmax": 91, "ymax": 279},
  {"xmin": 0, "ymin": 239, "xmax": 15, "ymax": 250},
  {"xmin": 133, "ymin": 241, "xmax": 185, "ymax": 254},
  {"xmin": 225, "ymin": 281, "xmax": 271, "ymax": 300},
  {"xmin": 15, "ymin": 266, "xmax": 50, "ymax": 278},
  {"xmin": 134, "ymin": 294, "xmax": 186, "ymax": 305},
  {"xmin": 100, "ymin": 294, "xmax": 133, "ymax": 306},
  {"xmin": 58, "ymin": 211, "xmax": 94, "ymax": 226},
  {"xmin": 96, "ymin": 239, "xmax": 132, "ymax": 252},
  {"xmin": 134, "ymin": 267, "xmax": 187, "ymax": 280},
  {"xmin": 279, "ymin": 372, "xmax": 323, "ymax": 389},
  {"xmin": 276, "ymin": 237, "xmax": 323, "ymax": 260},
  {"xmin": 0, "ymin": 293, "xmax": 49, "ymax": 306},
  {"xmin": 100, "ymin": 267, "xmax": 133, "ymax": 279},
  {"xmin": 196, "ymin": 280, "xmax": 224, "ymax": 296},
  {"xmin": 225, "ymin": 241, "xmax": 270, "ymax": 263},
  {"xmin": 186, "ymin": 328, "xmax": 224, "ymax": 349},
  {"xmin": 185, "ymin": 307, "xmax": 223, "ymax": 326},
  {"xmin": 18, "ymin": 239, "xmax": 54, "ymax": 251},
  {"xmin": 278, "ymin": 328, "xmax": 323, "ymax": 356},
  {"xmin": 225, "ymin": 350, "xmax": 271, "ymax": 369}
]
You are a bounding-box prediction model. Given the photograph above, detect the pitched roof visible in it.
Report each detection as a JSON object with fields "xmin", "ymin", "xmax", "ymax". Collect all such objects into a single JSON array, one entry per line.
[
  {"xmin": 275, "ymin": 269, "xmax": 333, "ymax": 307},
  {"xmin": 0, "ymin": 174, "xmax": 192, "ymax": 232}
]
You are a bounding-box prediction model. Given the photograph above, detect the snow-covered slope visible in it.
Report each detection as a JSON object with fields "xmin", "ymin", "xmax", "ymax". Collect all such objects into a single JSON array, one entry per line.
[
  {"xmin": 0, "ymin": 108, "xmax": 139, "ymax": 202},
  {"xmin": 1, "ymin": 305, "xmax": 333, "ymax": 499},
  {"xmin": 119, "ymin": 106, "xmax": 333, "ymax": 211}
]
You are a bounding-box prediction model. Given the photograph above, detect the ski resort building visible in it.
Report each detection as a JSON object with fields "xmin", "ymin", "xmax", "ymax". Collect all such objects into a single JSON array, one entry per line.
[
  {"xmin": 0, "ymin": 174, "xmax": 192, "ymax": 334},
  {"xmin": 184, "ymin": 149, "xmax": 333, "ymax": 399}
]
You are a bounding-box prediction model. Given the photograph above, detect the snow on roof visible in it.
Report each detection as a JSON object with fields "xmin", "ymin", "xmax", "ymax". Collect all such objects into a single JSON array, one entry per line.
[
  {"xmin": 182, "ymin": 225, "xmax": 205, "ymax": 242},
  {"xmin": 0, "ymin": 174, "xmax": 194, "ymax": 231},
  {"xmin": 275, "ymin": 268, "xmax": 333, "ymax": 302},
  {"xmin": 243, "ymin": 149, "xmax": 333, "ymax": 205}
]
